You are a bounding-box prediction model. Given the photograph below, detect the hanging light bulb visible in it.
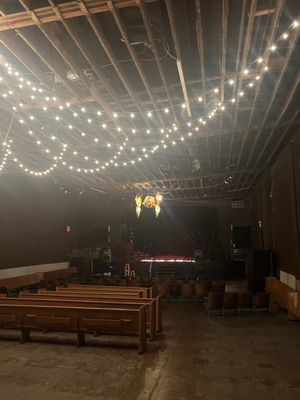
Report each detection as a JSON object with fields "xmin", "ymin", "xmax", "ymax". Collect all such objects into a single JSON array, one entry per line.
[{"xmin": 155, "ymin": 204, "xmax": 161, "ymax": 218}]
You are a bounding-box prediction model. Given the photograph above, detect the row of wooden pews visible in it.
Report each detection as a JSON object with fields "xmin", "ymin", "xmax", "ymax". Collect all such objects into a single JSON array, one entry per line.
[{"xmin": 0, "ymin": 284, "xmax": 162, "ymax": 353}]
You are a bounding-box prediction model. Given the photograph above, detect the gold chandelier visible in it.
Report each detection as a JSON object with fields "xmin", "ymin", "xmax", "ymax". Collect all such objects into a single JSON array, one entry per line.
[{"xmin": 135, "ymin": 192, "xmax": 163, "ymax": 218}]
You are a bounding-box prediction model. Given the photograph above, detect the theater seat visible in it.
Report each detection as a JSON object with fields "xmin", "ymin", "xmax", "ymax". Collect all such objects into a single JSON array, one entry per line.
[
  {"xmin": 223, "ymin": 292, "xmax": 238, "ymax": 315},
  {"xmin": 206, "ymin": 292, "xmax": 223, "ymax": 316}
]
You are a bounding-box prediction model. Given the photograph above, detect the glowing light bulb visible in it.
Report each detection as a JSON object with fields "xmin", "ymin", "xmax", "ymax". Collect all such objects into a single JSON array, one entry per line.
[
  {"xmin": 164, "ymin": 108, "xmax": 169, "ymax": 113},
  {"xmin": 130, "ymin": 113, "xmax": 135, "ymax": 118},
  {"xmin": 282, "ymin": 33, "xmax": 288, "ymax": 39},
  {"xmin": 181, "ymin": 103, "xmax": 186, "ymax": 109},
  {"xmin": 270, "ymin": 44, "xmax": 276, "ymax": 51},
  {"xmin": 229, "ymin": 79, "xmax": 234, "ymax": 85},
  {"xmin": 244, "ymin": 69, "xmax": 249, "ymax": 75},
  {"xmin": 293, "ymin": 20, "xmax": 299, "ymax": 28},
  {"xmin": 198, "ymin": 96, "xmax": 203, "ymax": 102},
  {"xmin": 66, "ymin": 102, "xmax": 70, "ymax": 107},
  {"xmin": 97, "ymin": 111, "xmax": 102, "ymax": 116},
  {"xmin": 213, "ymin": 88, "xmax": 219, "ymax": 93},
  {"xmin": 147, "ymin": 111, "xmax": 152, "ymax": 117},
  {"xmin": 113, "ymin": 112, "xmax": 118, "ymax": 118},
  {"xmin": 81, "ymin": 107, "xmax": 86, "ymax": 112}
]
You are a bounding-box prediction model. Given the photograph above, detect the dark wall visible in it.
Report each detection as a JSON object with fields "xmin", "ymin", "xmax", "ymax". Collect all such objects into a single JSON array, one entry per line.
[
  {"xmin": 251, "ymin": 129, "xmax": 300, "ymax": 278},
  {"xmin": 0, "ymin": 175, "xmax": 68, "ymax": 268},
  {"xmin": 0, "ymin": 176, "xmax": 130, "ymax": 269}
]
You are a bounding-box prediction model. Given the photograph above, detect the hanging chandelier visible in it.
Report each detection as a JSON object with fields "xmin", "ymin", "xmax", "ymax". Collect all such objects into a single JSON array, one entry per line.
[{"xmin": 135, "ymin": 192, "xmax": 163, "ymax": 218}]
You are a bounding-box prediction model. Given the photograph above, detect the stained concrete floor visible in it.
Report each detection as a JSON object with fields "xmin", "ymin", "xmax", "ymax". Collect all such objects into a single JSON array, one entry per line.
[{"xmin": 0, "ymin": 303, "xmax": 300, "ymax": 400}]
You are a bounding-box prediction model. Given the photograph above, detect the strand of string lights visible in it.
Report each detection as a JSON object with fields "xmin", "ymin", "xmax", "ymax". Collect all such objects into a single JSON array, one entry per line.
[{"xmin": 0, "ymin": 18, "xmax": 298, "ymax": 176}]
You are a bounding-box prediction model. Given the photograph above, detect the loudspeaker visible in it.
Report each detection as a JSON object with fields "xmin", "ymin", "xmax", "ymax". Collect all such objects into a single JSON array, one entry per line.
[
  {"xmin": 232, "ymin": 226, "xmax": 252, "ymax": 248},
  {"xmin": 247, "ymin": 249, "xmax": 276, "ymax": 292}
]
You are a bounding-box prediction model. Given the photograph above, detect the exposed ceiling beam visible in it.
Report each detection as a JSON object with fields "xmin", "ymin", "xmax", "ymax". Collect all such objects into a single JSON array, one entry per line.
[
  {"xmin": 165, "ymin": 0, "xmax": 191, "ymax": 117},
  {"xmin": 0, "ymin": 0, "xmax": 159, "ymax": 32},
  {"xmin": 245, "ymin": 22, "xmax": 298, "ymax": 168},
  {"xmin": 239, "ymin": 0, "xmax": 285, "ymax": 168},
  {"xmin": 138, "ymin": 0, "xmax": 177, "ymax": 122},
  {"xmin": 227, "ymin": 0, "xmax": 257, "ymax": 167}
]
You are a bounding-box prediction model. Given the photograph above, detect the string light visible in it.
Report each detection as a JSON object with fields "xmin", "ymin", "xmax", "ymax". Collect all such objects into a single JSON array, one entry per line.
[{"xmin": 0, "ymin": 17, "xmax": 298, "ymax": 177}]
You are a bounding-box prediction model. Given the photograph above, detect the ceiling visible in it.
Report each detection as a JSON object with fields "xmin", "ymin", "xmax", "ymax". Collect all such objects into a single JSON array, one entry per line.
[{"xmin": 0, "ymin": 0, "xmax": 299, "ymax": 201}]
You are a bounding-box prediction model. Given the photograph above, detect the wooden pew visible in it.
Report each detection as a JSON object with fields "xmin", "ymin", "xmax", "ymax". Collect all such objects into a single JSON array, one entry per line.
[
  {"xmin": 54, "ymin": 287, "xmax": 145, "ymax": 298},
  {"xmin": 0, "ymin": 273, "xmax": 39, "ymax": 290},
  {"xmin": 55, "ymin": 288, "xmax": 161, "ymax": 331},
  {"xmin": 266, "ymin": 277, "xmax": 296, "ymax": 309},
  {"xmin": 21, "ymin": 291, "xmax": 162, "ymax": 333},
  {"xmin": 0, "ymin": 303, "xmax": 147, "ymax": 353},
  {"xmin": 288, "ymin": 292, "xmax": 300, "ymax": 320},
  {"xmin": 6, "ymin": 296, "xmax": 156, "ymax": 341},
  {"xmin": 68, "ymin": 283, "xmax": 152, "ymax": 298}
]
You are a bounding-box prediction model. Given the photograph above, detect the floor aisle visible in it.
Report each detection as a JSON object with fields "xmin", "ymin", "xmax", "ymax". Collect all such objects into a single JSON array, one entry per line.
[{"xmin": 0, "ymin": 303, "xmax": 300, "ymax": 400}]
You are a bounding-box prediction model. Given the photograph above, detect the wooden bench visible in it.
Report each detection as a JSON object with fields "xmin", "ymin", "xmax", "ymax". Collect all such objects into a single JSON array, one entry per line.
[
  {"xmin": 287, "ymin": 292, "xmax": 300, "ymax": 320},
  {"xmin": 46, "ymin": 287, "xmax": 145, "ymax": 298},
  {"xmin": 0, "ymin": 273, "xmax": 39, "ymax": 290},
  {"xmin": 266, "ymin": 277, "xmax": 296, "ymax": 309},
  {"xmin": 0, "ymin": 303, "xmax": 147, "ymax": 353},
  {"xmin": 22, "ymin": 291, "xmax": 162, "ymax": 333},
  {"xmin": 10, "ymin": 295, "xmax": 156, "ymax": 341},
  {"xmin": 68, "ymin": 283, "xmax": 152, "ymax": 298}
]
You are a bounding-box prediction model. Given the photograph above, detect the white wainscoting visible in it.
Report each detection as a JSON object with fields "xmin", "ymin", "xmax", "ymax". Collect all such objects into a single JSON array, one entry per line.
[
  {"xmin": 0, "ymin": 262, "xmax": 70, "ymax": 280},
  {"xmin": 280, "ymin": 270, "xmax": 296, "ymax": 290}
]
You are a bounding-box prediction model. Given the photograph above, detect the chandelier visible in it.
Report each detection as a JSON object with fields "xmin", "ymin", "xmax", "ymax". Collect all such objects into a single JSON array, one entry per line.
[{"xmin": 135, "ymin": 192, "xmax": 163, "ymax": 218}]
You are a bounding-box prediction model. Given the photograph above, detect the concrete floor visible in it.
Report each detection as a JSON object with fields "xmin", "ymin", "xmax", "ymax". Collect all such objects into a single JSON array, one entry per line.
[{"xmin": 0, "ymin": 303, "xmax": 300, "ymax": 400}]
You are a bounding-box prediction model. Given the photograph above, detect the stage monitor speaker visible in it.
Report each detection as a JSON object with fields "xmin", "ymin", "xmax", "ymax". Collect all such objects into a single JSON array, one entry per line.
[
  {"xmin": 232, "ymin": 226, "xmax": 252, "ymax": 248},
  {"xmin": 247, "ymin": 249, "xmax": 276, "ymax": 292}
]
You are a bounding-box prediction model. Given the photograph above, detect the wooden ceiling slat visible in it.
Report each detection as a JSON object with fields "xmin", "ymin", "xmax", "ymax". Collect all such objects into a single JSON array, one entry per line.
[{"xmin": 0, "ymin": 0, "xmax": 159, "ymax": 32}]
